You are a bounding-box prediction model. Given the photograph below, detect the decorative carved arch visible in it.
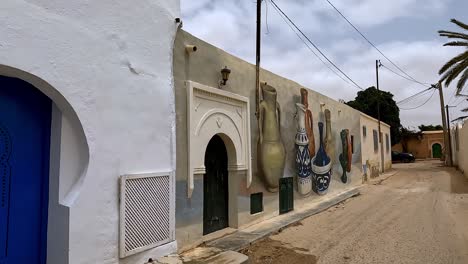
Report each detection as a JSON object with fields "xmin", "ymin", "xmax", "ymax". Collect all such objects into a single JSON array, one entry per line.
[{"xmin": 186, "ymin": 81, "xmax": 251, "ymax": 198}]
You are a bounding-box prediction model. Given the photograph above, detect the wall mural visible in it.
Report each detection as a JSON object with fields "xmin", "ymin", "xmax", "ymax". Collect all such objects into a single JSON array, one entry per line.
[
  {"xmin": 347, "ymin": 129, "xmax": 352, "ymax": 172},
  {"xmin": 311, "ymin": 122, "xmax": 332, "ymax": 195},
  {"xmin": 295, "ymin": 103, "xmax": 312, "ymax": 196},
  {"xmin": 300, "ymin": 88, "xmax": 315, "ymax": 155},
  {"xmin": 339, "ymin": 129, "xmax": 350, "ymax": 183},
  {"xmin": 324, "ymin": 109, "xmax": 335, "ymax": 164},
  {"xmin": 258, "ymin": 83, "xmax": 286, "ymax": 192}
]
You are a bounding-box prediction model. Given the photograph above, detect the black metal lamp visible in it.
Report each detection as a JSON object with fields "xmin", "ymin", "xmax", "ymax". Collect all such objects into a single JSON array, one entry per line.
[{"xmin": 220, "ymin": 66, "xmax": 231, "ymax": 86}]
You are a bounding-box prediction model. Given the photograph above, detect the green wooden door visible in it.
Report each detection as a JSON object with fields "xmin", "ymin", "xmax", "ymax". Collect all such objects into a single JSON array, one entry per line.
[
  {"xmin": 279, "ymin": 177, "xmax": 294, "ymax": 214},
  {"xmin": 432, "ymin": 143, "xmax": 442, "ymax": 158},
  {"xmin": 203, "ymin": 135, "xmax": 229, "ymax": 235}
]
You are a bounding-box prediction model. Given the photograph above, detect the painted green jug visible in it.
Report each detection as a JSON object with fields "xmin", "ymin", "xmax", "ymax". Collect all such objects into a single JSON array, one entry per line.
[{"xmin": 258, "ymin": 84, "xmax": 286, "ymax": 192}]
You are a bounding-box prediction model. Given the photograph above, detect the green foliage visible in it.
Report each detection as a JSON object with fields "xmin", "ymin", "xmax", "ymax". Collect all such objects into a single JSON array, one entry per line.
[
  {"xmin": 418, "ymin": 124, "xmax": 443, "ymax": 131},
  {"xmin": 438, "ymin": 19, "xmax": 468, "ymax": 95},
  {"xmin": 346, "ymin": 86, "xmax": 401, "ymax": 144}
]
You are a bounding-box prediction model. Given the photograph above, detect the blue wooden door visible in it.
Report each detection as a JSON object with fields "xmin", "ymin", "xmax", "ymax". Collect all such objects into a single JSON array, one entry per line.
[{"xmin": 0, "ymin": 76, "xmax": 51, "ymax": 264}]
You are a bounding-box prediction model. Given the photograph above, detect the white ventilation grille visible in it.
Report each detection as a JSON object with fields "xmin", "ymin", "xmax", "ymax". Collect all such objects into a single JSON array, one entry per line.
[{"xmin": 120, "ymin": 172, "xmax": 174, "ymax": 258}]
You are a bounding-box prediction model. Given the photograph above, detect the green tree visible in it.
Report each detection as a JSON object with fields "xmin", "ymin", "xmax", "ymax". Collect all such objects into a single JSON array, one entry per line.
[
  {"xmin": 346, "ymin": 86, "xmax": 401, "ymax": 144},
  {"xmin": 438, "ymin": 19, "xmax": 468, "ymax": 95},
  {"xmin": 418, "ymin": 124, "xmax": 443, "ymax": 131}
]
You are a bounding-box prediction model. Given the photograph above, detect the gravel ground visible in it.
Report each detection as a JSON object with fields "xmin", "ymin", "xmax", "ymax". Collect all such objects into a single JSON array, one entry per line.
[{"xmin": 242, "ymin": 160, "xmax": 468, "ymax": 264}]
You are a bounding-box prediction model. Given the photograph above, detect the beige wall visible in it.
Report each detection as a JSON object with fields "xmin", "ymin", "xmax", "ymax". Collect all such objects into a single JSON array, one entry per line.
[
  {"xmin": 174, "ymin": 29, "xmax": 368, "ymax": 250},
  {"xmin": 360, "ymin": 113, "xmax": 391, "ymax": 178},
  {"xmin": 452, "ymin": 122, "xmax": 468, "ymax": 178},
  {"xmin": 392, "ymin": 131, "xmax": 444, "ymax": 159}
]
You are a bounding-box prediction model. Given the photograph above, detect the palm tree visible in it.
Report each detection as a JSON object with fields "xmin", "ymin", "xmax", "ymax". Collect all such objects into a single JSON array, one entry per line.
[{"xmin": 438, "ymin": 19, "xmax": 468, "ymax": 95}]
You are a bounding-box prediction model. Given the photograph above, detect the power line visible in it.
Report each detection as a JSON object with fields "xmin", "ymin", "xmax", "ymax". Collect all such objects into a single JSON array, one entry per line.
[
  {"xmin": 380, "ymin": 64, "xmax": 431, "ymax": 88},
  {"xmin": 399, "ymin": 89, "xmax": 436, "ymax": 110},
  {"xmin": 324, "ymin": 0, "xmax": 431, "ymax": 86},
  {"xmin": 269, "ymin": 0, "xmax": 353, "ymax": 87},
  {"xmin": 397, "ymin": 87, "xmax": 433, "ymax": 105},
  {"xmin": 269, "ymin": 0, "xmax": 364, "ymax": 90},
  {"xmin": 456, "ymin": 97, "xmax": 468, "ymax": 106}
]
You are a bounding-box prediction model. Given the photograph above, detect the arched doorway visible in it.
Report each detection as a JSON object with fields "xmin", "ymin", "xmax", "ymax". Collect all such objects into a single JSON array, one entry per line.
[
  {"xmin": 432, "ymin": 143, "xmax": 442, "ymax": 158},
  {"xmin": 1, "ymin": 76, "xmax": 51, "ymax": 263},
  {"xmin": 203, "ymin": 135, "xmax": 229, "ymax": 235}
]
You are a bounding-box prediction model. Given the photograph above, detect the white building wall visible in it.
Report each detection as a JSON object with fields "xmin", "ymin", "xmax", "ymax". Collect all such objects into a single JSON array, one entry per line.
[
  {"xmin": 360, "ymin": 113, "xmax": 392, "ymax": 177},
  {"xmin": 453, "ymin": 121, "xmax": 468, "ymax": 178},
  {"xmin": 0, "ymin": 0, "xmax": 180, "ymax": 263}
]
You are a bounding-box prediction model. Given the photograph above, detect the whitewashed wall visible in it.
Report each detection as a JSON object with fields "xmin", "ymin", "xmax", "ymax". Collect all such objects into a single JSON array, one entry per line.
[
  {"xmin": 360, "ymin": 113, "xmax": 392, "ymax": 176},
  {"xmin": 453, "ymin": 122, "xmax": 468, "ymax": 178},
  {"xmin": 0, "ymin": 0, "xmax": 180, "ymax": 263}
]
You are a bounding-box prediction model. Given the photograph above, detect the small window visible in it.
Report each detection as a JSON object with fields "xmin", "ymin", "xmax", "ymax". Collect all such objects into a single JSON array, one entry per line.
[
  {"xmin": 385, "ymin": 134, "xmax": 390, "ymax": 153},
  {"xmin": 250, "ymin": 192, "xmax": 263, "ymax": 214},
  {"xmin": 373, "ymin": 130, "xmax": 378, "ymax": 153},
  {"xmin": 363, "ymin": 126, "xmax": 367, "ymax": 137},
  {"xmin": 351, "ymin": 135, "xmax": 354, "ymax": 154}
]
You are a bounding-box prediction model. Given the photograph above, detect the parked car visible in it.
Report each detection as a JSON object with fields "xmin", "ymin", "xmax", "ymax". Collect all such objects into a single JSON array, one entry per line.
[{"xmin": 392, "ymin": 151, "xmax": 415, "ymax": 163}]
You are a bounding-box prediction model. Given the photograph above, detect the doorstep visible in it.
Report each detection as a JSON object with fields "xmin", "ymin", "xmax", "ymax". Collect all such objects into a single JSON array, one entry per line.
[
  {"xmin": 157, "ymin": 186, "xmax": 360, "ymax": 263},
  {"xmin": 206, "ymin": 187, "xmax": 360, "ymax": 252}
]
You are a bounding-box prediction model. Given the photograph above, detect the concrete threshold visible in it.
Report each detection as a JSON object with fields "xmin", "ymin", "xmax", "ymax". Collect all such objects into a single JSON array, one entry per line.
[
  {"xmin": 158, "ymin": 187, "xmax": 360, "ymax": 263},
  {"xmin": 206, "ymin": 187, "xmax": 361, "ymax": 252}
]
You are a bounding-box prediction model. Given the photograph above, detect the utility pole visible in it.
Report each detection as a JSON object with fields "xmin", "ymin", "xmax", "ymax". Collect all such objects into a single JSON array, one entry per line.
[
  {"xmin": 446, "ymin": 105, "xmax": 455, "ymax": 166},
  {"xmin": 376, "ymin": 59, "xmax": 384, "ymax": 173},
  {"xmin": 435, "ymin": 82, "xmax": 450, "ymax": 166},
  {"xmin": 255, "ymin": 0, "xmax": 262, "ymax": 119}
]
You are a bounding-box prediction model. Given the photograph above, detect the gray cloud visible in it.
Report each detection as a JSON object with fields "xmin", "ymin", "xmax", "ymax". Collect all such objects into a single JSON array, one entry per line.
[{"xmin": 181, "ymin": 0, "xmax": 468, "ymax": 127}]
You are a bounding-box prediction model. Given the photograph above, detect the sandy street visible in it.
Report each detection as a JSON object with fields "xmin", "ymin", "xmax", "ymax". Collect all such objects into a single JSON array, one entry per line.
[{"xmin": 242, "ymin": 160, "xmax": 468, "ymax": 264}]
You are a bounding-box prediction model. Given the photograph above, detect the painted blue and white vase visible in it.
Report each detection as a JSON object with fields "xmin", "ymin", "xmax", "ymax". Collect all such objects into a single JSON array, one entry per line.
[
  {"xmin": 295, "ymin": 103, "xmax": 312, "ymax": 196},
  {"xmin": 312, "ymin": 122, "xmax": 332, "ymax": 195}
]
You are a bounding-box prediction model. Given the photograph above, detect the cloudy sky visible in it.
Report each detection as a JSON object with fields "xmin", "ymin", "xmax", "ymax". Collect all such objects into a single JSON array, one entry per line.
[{"xmin": 180, "ymin": 0, "xmax": 468, "ymax": 129}]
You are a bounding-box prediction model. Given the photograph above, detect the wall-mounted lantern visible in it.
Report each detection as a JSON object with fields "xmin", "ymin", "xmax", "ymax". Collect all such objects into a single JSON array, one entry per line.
[{"xmin": 219, "ymin": 66, "xmax": 231, "ymax": 88}]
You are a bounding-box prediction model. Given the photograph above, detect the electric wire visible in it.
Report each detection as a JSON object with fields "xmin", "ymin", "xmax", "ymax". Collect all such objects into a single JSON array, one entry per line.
[
  {"xmin": 268, "ymin": 0, "xmax": 353, "ymax": 87},
  {"xmin": 324, "ymin": 0, "xmax": 431, "ymax": 86},
  {"xmin": 269, "ymin": 0, "xmax": 364, "ymax": 90},
  {"xmin": 380, "ymin": 64, "xmax": 431, "ymax": 88},
  {"xmin": 399, "ymin": 89, "xmax": 436, "ymax": 110},
  {"xmin": 396, "ymin": 87, "xmax": 433, "ymax": 105}
]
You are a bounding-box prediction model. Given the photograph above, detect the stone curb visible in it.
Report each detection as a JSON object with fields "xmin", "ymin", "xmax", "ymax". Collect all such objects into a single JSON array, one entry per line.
[{"xmin": 206, "ymin": 187, "xmax": 361, "ymax": 252}]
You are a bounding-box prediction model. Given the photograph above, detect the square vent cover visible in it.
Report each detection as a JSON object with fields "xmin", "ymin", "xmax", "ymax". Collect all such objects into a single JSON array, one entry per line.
[{"xmin": 120, "ymin": 171, "xmax": 175, "ymax": 258}]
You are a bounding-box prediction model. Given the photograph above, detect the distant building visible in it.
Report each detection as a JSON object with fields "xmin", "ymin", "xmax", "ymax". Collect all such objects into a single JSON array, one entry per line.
[{"xmin": 392, "ymin": 130, "xmax": 444, "ymax": 159}]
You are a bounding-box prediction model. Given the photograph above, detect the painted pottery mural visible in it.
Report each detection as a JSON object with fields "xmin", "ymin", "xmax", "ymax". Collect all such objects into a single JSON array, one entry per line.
[
  {"xmin": 300, "ymin": 88, "xmax": 315, "ymax": 156},
  {"xmin": 324, "ymin": 109, "xmax": 335, "ymax": 164},
  {"xmin": 258, "ymin": 83, "xmax": 286, "ymax": 192},
  {"xmin": 295, "ymin": 103, "xmax": 312, "ymax": 196},
  {"xmin": 346, "ymin": 129, "xmax": 352, "ymax": 172},
  {"xmin": 339, "ymin": 129, "xmax": 349, "ymax": 183},
  {"xmin": 312, "ymin": 122, "xmax": 332, "ymax": 195}
]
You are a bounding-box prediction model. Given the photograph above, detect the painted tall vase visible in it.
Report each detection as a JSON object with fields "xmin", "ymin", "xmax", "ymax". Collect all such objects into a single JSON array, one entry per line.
[
  {"xmin": 339, "ymin": 129, "xmax": 349, "ymax": 183},
  {"xmin": 258, "ymin": 84, "xmax": 286, "ymax": 192},
  {"xmin": 300, "ymin": 88, "xmax": 315, "ymax": 156},
  {"xmin": 324, "ymin": 109, "xmax": 335, "ymax": 164},
  {"xmin": 312, "ymin": 122, "xmax": 332, "ymax": 195},
  {"xmin": 346, "ymin": 129, "xmax": 352, "ymax": 172},
  {"xmin": 295, "ymin": 103, "xmax": 312, "ymax": 196}
]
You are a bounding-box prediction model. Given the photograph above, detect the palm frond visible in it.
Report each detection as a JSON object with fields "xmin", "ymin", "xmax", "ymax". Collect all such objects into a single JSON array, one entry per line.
[
  {"xmin": 442, "ymin": 60, "xmax": 468, "ymax": 87},
  {"xmin": 451, "ymin": 19, "xmax": 468, "ymax": 31},
  {"xmin": 456, "ymin": 69, "xmax": 468, "ymax": 95},
  {"xmin": 443, "ymin": 41, "xmax": 468, "ymax": 47},
  {"xmin": 438, "ymin": 31, "xmax": 468, "ymax": 40},
  {"xmin": 438, "ymin": 51, "xmax": 468, "ymax": 75}
]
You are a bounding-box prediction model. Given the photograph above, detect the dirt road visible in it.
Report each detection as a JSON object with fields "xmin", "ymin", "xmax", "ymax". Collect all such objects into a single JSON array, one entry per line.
[{"xmin": 242, "ymin": 160, "xmax": 468, "ymax": 264}]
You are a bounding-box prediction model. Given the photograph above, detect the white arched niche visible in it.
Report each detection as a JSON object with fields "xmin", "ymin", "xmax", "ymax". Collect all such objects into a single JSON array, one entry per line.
[
  {"xmin": 186, "ymin": 81, "xmax": 252, "ymax": 198},
  {"xmin": 0, "ymin": 65, "xmax": 90, "ymax": 264}
]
